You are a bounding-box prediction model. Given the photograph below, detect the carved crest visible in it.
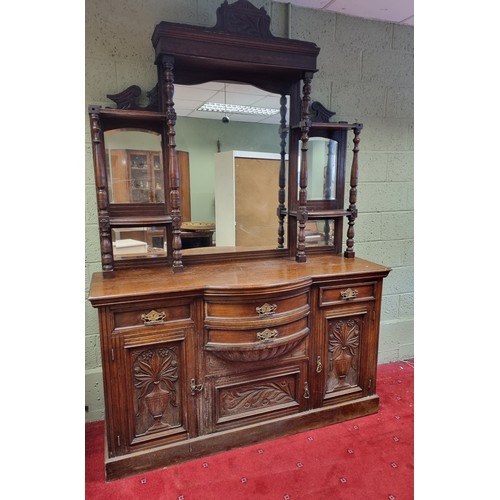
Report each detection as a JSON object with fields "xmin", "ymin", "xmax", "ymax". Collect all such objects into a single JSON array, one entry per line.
[{"xmin": 213, "ymin": 0, "xmax": 275, "ymax": 39}]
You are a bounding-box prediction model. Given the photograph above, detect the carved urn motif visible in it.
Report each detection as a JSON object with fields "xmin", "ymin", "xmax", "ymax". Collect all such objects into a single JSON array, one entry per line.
[
  {"xmin": 327, "ymin": 318, "xmax": 360, "ymax": 391},
  {"xmin": 134, "ymin": 348, "xmax": 179, "ymax": 433},
  {"xmin": 144, "ymin": 384, "xmax": 172, "ymax": 430}
]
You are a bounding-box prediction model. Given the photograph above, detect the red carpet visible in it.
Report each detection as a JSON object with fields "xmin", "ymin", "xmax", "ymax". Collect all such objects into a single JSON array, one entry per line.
[{"xmin": 86, "ymin": 360, "xmax": 414, "ymax": 499}]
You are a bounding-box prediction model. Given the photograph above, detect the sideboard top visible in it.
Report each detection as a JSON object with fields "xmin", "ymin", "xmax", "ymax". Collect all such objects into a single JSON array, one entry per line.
[{"xmin": 88, "ymin": 254, "xmax": 390, "ymax": 306}]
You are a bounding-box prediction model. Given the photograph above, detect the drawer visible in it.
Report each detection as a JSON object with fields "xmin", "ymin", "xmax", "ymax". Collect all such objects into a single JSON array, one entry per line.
[
  {"xmin": 205, "ymin": 316, "xmax": 309, "ymax": 362},
  {"xmin": 319, "ymin": 282, "xmax": 376, "ymax": 307},
  {"xmin": 110, "ymin": 300, "xmax": 192, "ymax": 332},
  {"xmin": 205, "ymin": 289, "xmax": 309, "ymax": 320},
  {"xmin": 210, "ymin": 362, "xmax": 308, "ymax": 432}
]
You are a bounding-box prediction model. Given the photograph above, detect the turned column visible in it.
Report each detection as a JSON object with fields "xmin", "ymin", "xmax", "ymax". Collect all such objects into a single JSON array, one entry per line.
[
  {"xmin": 277, "ymin": 94, "xmax": 288, "ymax": 249},
  {"xmin": 344, "ymin": 124, "xmax": 363, "ymax": 258},
  {"xmin": 160, "ymin": 55, "xmax": 183, "ymax": 272},
  {"xmin": 296, "ymin": 73, "xmax": 313, "ymax": 263},
  {"xmin": 89, "ymin": 106, "xmax": 114, "ymax": 272}
]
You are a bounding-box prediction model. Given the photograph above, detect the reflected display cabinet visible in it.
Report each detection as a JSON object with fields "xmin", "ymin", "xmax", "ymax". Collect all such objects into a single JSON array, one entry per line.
[{"xmin": 88, "ymin": 0, "xmax": 390, "ymax": 481}]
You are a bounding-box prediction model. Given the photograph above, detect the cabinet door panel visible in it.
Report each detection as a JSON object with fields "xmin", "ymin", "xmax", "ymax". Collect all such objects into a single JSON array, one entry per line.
[
  {"xmin": 320, "ymin": 304, "xmax": 374, "ymax": 406},
  {"xmin": 112, "ymin": 326, "xmax": 197, "ymax": 455}
]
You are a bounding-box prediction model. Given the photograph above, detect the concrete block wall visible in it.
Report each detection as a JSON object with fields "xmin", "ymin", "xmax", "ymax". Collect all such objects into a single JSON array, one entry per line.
[{"xmin": 85, "ymin": 0, "xmax": 413, "ymax": 422}]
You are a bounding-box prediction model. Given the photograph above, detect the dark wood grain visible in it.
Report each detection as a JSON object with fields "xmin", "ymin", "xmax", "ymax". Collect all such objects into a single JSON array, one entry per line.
[{"xmin": 87, "ymin": 0, "xmax": 391, "ymax": 481}]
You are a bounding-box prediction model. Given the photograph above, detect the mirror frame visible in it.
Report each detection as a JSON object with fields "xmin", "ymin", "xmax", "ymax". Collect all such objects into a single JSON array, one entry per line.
[{"xmin": 90, "ymin": 0, "xmax": 365, "ymax": 272}]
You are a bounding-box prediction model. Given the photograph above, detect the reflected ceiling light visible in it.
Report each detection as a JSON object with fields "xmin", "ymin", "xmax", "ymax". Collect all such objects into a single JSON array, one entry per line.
[{"xmin": 197, "ymin": 102, "xmax": 279, "ymax": 116}]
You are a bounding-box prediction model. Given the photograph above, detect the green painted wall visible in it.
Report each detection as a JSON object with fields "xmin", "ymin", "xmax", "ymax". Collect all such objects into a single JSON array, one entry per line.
[{"xmin": 85, "ymin": 0, "xmax": 414, "ymax": 422}]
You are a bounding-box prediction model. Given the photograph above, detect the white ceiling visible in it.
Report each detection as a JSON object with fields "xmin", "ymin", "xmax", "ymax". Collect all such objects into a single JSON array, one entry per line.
[
  {"xmin": 175, "ymin": 0, "xmax": 414, "ymax": 124},
  {"xmin": 273, "ymin": 0, "xmax": 413, "ymax": 26}
]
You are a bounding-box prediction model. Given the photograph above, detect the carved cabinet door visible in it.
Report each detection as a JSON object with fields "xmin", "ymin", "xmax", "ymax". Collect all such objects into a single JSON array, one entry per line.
[
  {"xmin": 312, "ymin": 279, "xmax": 381, "ymax": 409},
  {"xmin": 319, "ymin": 304, "xmax": 374, "ymax": 407},
  {"xmin": 108, "ymin": 325, "xmax": 198, "ymax": 457}
]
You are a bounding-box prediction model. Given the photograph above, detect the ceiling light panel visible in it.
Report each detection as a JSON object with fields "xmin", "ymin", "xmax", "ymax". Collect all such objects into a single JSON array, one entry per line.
[{"xmin": 198, "ymin": 103, "xmax": 279, "ymax": 116}]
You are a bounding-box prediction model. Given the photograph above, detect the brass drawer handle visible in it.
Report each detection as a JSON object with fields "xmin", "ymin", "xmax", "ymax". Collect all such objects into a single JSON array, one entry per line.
[
  {"xmin": 340, "ymin": 288, "xmax": 358, "ymax": 300},
  {"xmin": 256, "ymin": 303, "xmax": 278, "ymax": 316},
  {"xmin": 256, "ymin": 328, "xmax": 279, "ymax": 342},
  {"xmin": 141, "ymin": 309, "xmax": 166, "ymax": 325}
]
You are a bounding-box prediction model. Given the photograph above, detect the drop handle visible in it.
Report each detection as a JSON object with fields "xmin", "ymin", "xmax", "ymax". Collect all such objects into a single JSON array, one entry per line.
[
  {"xmin": 190, "ymin": 378, "xmax": 203, "ymax": 395},
  {"xmin": 316, "ymin": 356, "xmax": 323, "ymax": 373},
  {"xmin": 304, "ymin": 381, "xmax": 310, "ymax": 399}
]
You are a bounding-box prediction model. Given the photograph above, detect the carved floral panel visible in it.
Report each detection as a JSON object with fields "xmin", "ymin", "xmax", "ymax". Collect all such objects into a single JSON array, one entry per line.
[
  {"xmin": 132, "ymin": 346, "xmax": 181, "ymax": 437},
  {"xmin": 326, "ymin": 317, "xmax": 361, "ymax": 393}
]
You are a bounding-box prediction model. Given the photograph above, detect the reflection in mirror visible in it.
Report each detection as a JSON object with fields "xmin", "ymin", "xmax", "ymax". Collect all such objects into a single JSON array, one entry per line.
[
  {"xmin": 214, "ymin": 151, "xmax": 286, "ymax": 248},
  {"xmin": 298, "ymin": 137, "xmax": 338, "ymax": 201},
  {"xmin": 173, "ymin": 82, "xmax": 288, "ymax": 252},
  {"xmin": 304, "ymin": 220, "xmax": 335, "ymax": 247},
  {"xmin": 104, "ymin": 129, "xmax": 164, "ymax": 204},
  {"xmin": 112, "ymin": 226, "xmax": 168, "ymax": 260}
]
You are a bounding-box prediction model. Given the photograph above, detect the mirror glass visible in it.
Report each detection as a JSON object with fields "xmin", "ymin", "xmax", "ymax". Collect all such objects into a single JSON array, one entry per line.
[
  {"xmin": 298, "ymin": 137, "xmax": 338, "ymax": 201},
  {"xmin": 304, "ymin": 219, "xmax": 335, "ymax": 247},
  {"xmin": 173, "ymin": 82, "xmax": 288, "ymax": 253},
  {"xmin": 112, "ymin": 226, "xmax": 168, "ymax": 260},
  {"xmin": 104, "ymin": 130, "xmax": 164, "ymax": 204}
]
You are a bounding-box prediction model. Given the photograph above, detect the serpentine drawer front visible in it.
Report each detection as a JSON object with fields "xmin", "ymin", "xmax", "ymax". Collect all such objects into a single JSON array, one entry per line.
[
  {"xmin": 203, "ymin": 285, "xmax": 310, "ymax": 362},
  {"xmin": 205, "ymin": 287, "xmax": 309, "ymax": 320}
]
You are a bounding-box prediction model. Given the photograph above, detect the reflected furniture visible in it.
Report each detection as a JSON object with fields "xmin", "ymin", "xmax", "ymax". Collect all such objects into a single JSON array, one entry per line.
[
  {"xmin": 88, "ymin": 0, "xmax": 390, "ymax": 481},
  {"xmin": 214, "ymin": 151, "xmax": 282, "ymax": 247}
]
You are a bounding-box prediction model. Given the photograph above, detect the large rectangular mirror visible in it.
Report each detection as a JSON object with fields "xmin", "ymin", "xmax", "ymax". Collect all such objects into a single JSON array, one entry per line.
[{"xmin": 173, "ymin": 82, "xmax": 289, "ymax": 254}]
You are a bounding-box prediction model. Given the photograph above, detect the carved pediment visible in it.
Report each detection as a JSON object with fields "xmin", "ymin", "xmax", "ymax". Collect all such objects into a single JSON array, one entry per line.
[{"xmin": 213, "ymin": 0, "xmax": 275, "ymax": 39}]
